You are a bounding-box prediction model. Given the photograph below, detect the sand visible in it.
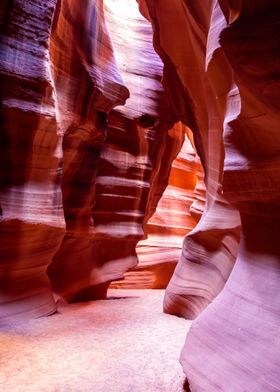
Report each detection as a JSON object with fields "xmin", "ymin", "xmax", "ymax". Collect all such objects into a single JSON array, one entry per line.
[{"xmin": 0, "ymin": 289, "xmax": 191, "ymax": 392}]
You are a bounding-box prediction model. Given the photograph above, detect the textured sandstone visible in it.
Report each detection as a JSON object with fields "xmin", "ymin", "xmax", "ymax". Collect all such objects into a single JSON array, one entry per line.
[
  {"xmin": 139, "ymin": 0, "xmax": 280, "ymax": 390},
  {"xmin": 0, "ymin": 0, "xmax": 129, "ymax": 316},
  {"xmin": 0, "ymin": 0, "xmax": 64, "ymax": 320},
  {"xmin": 2, "ymin": 3, "xmax": 279, "ymax": 391},
  {"xmin": 1, "ymin": 0, "xmax": 198, "ymax": 318},
  {"xmin": 47, "ymin": 0, "xmax": 130, "ymax": 301},
  {"xmin": 137, "ymin": 0, "xmax": 241, "ymax": 319},
  {"xmin": 48, "ymin": 0, "xmax": 191, "ymax": 300},
  {"xmin": 112, "ymin": 126, "xmax": 204, "ymax": 289}
]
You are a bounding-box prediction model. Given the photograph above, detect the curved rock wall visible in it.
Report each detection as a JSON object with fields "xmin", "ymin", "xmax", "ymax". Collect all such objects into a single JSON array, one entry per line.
[
  {"xmin": 47, "ymin": 0, "xmax": 130, "ymax": 302},
  {"xmin": 112, "ymin": 125, "xmax": 205, "ymax": 289},
  {"xmin": 182, "ymin": 2, "xmax": 280, "ymax": 391},
  {"xmin": 1, "ymin": 0, "xmax": 198, "ymax": 318},
  {"xmin": 0, "ymin": 0, "xmax": 65, "ymax": 321},
  {"xmin": 0, "ymin": 0, "xmax": 129, "ymax": 318},
  {"xmin": 48, "ymin": 0, "xmax": 186, "ymax": 301},
  {"xmin": 138, "ymin": 0, "xmax": 280, "ymax": 390},
  {"xmin": 137, "ymin": 0, "xmax": 241, "ymax": 319}
]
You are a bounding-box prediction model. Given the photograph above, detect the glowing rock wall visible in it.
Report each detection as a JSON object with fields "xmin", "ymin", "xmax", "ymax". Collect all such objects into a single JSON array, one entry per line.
[
  {"xmin": 0, "ymin": 0, "xmax": 65, "ymax": 320},
  {"xmin": 137, "ymin": 0, "xmax": 241, "ymax": 319},
  {"xmin": 112, "ymin": 126, "xmax": 204, "ymax": 289},
  {"xmin": 0, "ymin": 0, "xmax": 202, "ymax": 319},
  {"xmin": 48, "ymin": 0, "xmax": 186, "ymax": 300},
  {"xmin": 138, "ymin": 0, "xmax": 280, "ymax": 390}
]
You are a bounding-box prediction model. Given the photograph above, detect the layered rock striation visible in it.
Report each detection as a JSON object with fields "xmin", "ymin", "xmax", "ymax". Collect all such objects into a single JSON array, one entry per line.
[
  {"xmin": 0, "ymin": 0, "xmax": 65, "ymax": 320},
  {"xmin": 139, "ymin": 0, "xmax": 280, "ymax": 390},
  {"xmin": 1, "ymin": 0, "xmax": 199, "ymax": 318},
  {"xmin": 0, "ymin": 0, "xmax": 130, "ymax": 318},
  {"xmin": 48, "ymin": 0, "xmax": 186, "ymax": 301},
  {"xmin": 138, "ymin": 0, "xmax": 241, "ymax": 319},
  {"xmin": 112, "ymin": 126, "xmax": 205, "ymax": 289},
  {"xmin": 47, "ymin": 0, "xmax": 130, "ymax": 302}
]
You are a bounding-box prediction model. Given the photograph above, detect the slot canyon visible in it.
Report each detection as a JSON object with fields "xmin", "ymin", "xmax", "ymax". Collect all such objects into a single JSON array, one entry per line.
[{"xmin": 0, "ymin": 0, "xmax": 279, "ymax": 391}]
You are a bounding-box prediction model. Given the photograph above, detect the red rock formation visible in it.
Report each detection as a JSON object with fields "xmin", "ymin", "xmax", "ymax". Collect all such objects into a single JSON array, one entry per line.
[
  {"xmin": 138, "ymin": 0, "xmax": 241, "ymax": 319},
  {"xmin": 0, "ymin": 0, "xmax": 65, "ymax": 320},
  {"xmin": 112, "ymin": 125, "xmax": 205, "ymax": 289},
  {"xmin": 139, "ymin": 0, "xmax": 280, "ymax": 390},
  {"xmin": 0, "ymin": 0, "xmax": 129, "ymax": 317},
  {"xmin": 47, "ymin": 0, "xmax": 130, "ymax": 302},
  {"xmin": 1, "ymin": 0, "xmax": 193, "ymax": 318},
  {"xmin": 48, "ymin": 0, "xmax": 185, "ymax": 301}
]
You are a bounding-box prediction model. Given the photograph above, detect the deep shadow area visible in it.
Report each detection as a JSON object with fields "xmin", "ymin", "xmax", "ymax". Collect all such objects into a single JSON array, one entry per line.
[{"xmin": 183, "ymin": 378, "xmax": 191, "ymax": 392}]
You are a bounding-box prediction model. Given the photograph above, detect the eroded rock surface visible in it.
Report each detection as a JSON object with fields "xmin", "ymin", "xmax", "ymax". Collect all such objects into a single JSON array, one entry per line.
[
  {"xmin": 48, "ymin": 0, "xmax": 186, "ymax": 301},
  {"xmin": 47, "ymin": 0, "xmax": 130, "ymax": 301},
  {"xmin": 112, "ymin": 126, "xmax": 204, "ymax": 289},
  {"xmin": 138, "ymin": 0, "xmax": 241, "ymax": 319},
  {"xmin": 138, "ymin": 0, "xmax": 280, "ymax": 390},
  {"xmin": 0, "ymin": 0, "xmax": 64, "ymax": 320},
  {"xmin": 1, "ymin": 0, "xmax": 201, "ymax": 317}
]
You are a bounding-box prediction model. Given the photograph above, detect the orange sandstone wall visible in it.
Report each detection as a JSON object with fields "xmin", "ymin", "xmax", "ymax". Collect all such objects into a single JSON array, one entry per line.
[
  {"xmin": 138, "ymin": 0, "xmax": 280, "ymax": 390},
  {"xmin": 112, "ymin": 125, "xmax": 205, "ymax": 289},
  {"xmin": 137, "ymin": 0, "xmax": 241, "ymax": 318},
  {"xmin": 0, "ymin": 0, "xmax": 202, "ymax": 320},
  {"xmin": 0, "ymin": 0, "xmax": 65, "ymax": 320},
  {"xmin": 48, "ymin": 0, "xmax": 186, "ymax": 300}
]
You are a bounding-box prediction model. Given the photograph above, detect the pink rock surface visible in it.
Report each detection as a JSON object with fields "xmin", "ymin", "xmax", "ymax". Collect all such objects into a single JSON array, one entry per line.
[
  {"xmin": 48, "ymin": 0, "xmax": 184, "ymax": 301},
  {"xmin": 112, "ymin": 125, "xmax": 204, "ymax": 289},
  {"xmin": 138, "ymin": 0, "xmax": 241, "ymax": 319},
  {"xmin": 0, "ymin": 0, "xmax": 65, "ymax": 320},
  {"xmin": 139, "ymin": 0, "xmax": 280, "ymax": 390},
  {"xmin": 53, "ymin": 0, "xmax": 206, "ymax": 297},
  {"xmin": 0, "ymin": 0, "xmax": 130, "ymax": 316},
  {"xmin": 47, "ymin": 0, "xmax": 130, "ymax": 301},
  {"xmin": 181, "ymin": 212, "xmax": 280, "ymax": 391},
  {"xmin": 2, "ymin": 3, "xmax": 279, "ymax": 390},
  {"xmin": 1, "ymin": 0, "xmax": 201, "ymax": 317}
]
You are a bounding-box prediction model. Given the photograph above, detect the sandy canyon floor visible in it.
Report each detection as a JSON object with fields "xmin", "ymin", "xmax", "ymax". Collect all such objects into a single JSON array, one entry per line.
[{"xmin": 0, "ymin": 290, "xmax": 191, "ymax": 392}]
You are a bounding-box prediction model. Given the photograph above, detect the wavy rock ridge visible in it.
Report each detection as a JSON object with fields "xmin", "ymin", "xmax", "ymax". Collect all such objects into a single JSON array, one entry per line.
[
  {"xmin": 112, "ymin": 126, "xmax": 204, "ymax": 289},
  {"xmin": 138, "ymin": 0, "xmax": 280, "ymax": 390},
  {"xmin": 0, "ymin": 0, "xmax": 201, "ymax": 319},
  {"xmin": 0, "ymin": 0, "xmax": 65, "ymax": 320}
]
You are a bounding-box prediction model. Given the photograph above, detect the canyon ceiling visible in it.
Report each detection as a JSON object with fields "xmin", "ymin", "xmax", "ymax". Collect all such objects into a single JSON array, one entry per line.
[{"xmin": 0, "ymin": 0, "xmax": 279, "ymax": 391}]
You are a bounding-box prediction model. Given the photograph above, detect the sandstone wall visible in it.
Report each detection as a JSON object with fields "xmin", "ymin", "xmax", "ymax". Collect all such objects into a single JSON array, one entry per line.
[
  {"xmin": 48, "ymin": 0, "xmax": 187, "ymax": 301},
  {"xmin": 0, "ymin": 0, "xmax": 202, "ymax": 319},
  {"xmin": 112, "ymin": 126, "xmax": 204, "ymax": 289},
  {"xmin": 137, "ymin": 0, "xmax": 241, "ymax": 319},
  {"xmin": 0, "ymin": 0, "xmax": 65, "ymax": 320},
  {"xmin": 138, "ymin": 0, "xmax": 280, "ymax": 390}
]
